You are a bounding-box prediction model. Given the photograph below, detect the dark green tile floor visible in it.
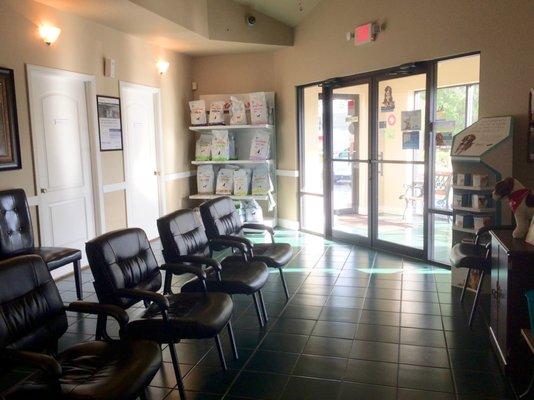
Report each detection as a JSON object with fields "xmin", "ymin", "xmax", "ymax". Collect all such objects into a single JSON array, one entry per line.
[{"xmin": 58, "ymin": 230, "xmax": 515, "ymax": 399}]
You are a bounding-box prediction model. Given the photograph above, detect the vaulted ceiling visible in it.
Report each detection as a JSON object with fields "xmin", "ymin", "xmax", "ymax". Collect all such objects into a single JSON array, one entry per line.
[
  {"xmin": 233, "ymin": 0, "xmax": 322, "ymax": 27},
  {"xmin": 35, "ymin": 0, "xmax": 322, "ymax": 55}
]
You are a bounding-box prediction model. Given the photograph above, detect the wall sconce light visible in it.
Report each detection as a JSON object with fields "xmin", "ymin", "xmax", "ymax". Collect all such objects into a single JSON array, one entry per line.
[
  {"xmin": 156, "ymin": 60, "xmax": 170, "ymax": 75},
  {"xmin": 39, "ymin": 24, "xmax": 61, "ymax": 45}
]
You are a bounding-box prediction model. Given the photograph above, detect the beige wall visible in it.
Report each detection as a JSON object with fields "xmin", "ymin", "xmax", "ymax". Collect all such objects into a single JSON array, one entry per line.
[
  {"xmin": 192, "ymin": 0, "xmax": 534, "ymax": 222},
  {"xmin": 0, "ymin": 0, "xmax": 194, "ymax": 238}
]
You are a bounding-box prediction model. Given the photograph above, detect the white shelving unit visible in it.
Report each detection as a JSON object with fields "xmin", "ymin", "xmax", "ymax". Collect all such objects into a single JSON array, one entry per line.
[
  {"xmin": 189, "ymin": 124, "xmax": 274, "ymax": 132},
  {"xmin": 191, "ymin": 159, "xmax": 274, "ymax": 165},
  {"xmin": 189, "ymin": 194, "xmax": 269, "ymax": 201},
  {"xmin": 450, "ymin": 116, "xmax": 514, "ymax": 288},
  {"xmin": 188, "ymin": 92, "xmax": 278, "ymax": 226}
]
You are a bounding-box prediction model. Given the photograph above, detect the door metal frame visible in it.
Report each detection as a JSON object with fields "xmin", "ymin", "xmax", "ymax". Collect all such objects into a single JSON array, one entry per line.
[{"xmin": 297, "ymin": 52, "xmax": 479, "ymax": 264}]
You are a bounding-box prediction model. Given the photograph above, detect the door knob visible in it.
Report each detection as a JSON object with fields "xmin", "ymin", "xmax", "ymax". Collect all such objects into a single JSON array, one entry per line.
[{"xmin": 40, "ymin": 188, "xmax": 47, "ymax": 194}]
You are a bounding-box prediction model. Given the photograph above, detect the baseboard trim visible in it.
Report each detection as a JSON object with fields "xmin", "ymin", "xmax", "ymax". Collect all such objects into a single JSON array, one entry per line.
[
  {"xmin": 277, "ymin": 218, "xmax": 300, "ymax": 230},
  {"xmin": 276, "ymin": 169, "xmax": 299, "ymax": 178}
]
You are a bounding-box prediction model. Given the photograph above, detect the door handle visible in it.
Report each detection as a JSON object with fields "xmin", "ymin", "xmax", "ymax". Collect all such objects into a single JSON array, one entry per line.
[
  {"xmin": 153, "ymin": 170, "xmax": 160, "ymax": 176},
  {"xmin": 40, "ymin": 188, "xmax": 47, "ymax": 194}
]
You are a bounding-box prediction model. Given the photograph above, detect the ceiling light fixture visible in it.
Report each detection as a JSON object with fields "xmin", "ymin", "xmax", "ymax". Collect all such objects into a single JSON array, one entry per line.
[{"xmin": 39, "ymin": 24, "xmax": 61, "ymax": 45}]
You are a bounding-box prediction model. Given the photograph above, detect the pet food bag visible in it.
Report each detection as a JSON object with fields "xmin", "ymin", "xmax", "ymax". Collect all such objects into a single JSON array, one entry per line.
[
  {"xmin": 189, "ymin": 100, "xmax": 206, "ymax": 125},
  {"xmin": 234, "ymin": 169, "xmax": 251, "ymax": 196},
  {"xmin": 230, "ymin": 96, "xmax": 246, "ymax": 125},
  {"xmin": 216, "ymin": 168, "xmax": 234, "ymax": 195},
  {"xmin": 208, "ymin": 101, "xmax": 225, "ymax": 125},
  {"xmin": 249, "ymin": 132, "xmax": 270, "ymax": 160},
  {"xmin": 195, "ymin": 134, "xmax": 212, "ymax": 161},
  {"xmin": 243, "ymin": 200, "xmax": 263, "ymax": 223},
  {"xmin": 249, "ymin": 92, "xmax": 268, "ymax": 125},
  {"xmin": 197, "ymin": 165, "xmax": 214, "ymax": 194},
  {"xmin": 211, "ymin": 130, "xmax": 230, "ymax": 161},
  {"xmin": 251, "ymin": 165, "xmax": 271, "ymax": 195}
]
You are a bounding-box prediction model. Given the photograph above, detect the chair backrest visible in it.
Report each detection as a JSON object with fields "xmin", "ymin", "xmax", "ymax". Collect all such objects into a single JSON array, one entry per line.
[
  {"xmin": 0, "ymin": 255, "xmax": 67, "ymax": 351},
  {"xmin": 85, "ymin": 228, "xmax": 162, "ymax": 309},
  {"xmin": 199, "ymin": 197, "xmax": 243, "ymax": 239},
  {"xmin": 0, "ymin": 189, "xmax": 34, "ymax": 259},
  {"xmin": 157, "ymin": 209, "xmax": 210, "ymax": 263}
]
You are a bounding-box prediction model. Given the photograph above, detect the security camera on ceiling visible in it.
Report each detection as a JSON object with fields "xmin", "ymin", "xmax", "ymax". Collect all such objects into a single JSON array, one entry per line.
[{"xmin": 246, "ymin": 15, "xmax": 256, "ymax": 27}]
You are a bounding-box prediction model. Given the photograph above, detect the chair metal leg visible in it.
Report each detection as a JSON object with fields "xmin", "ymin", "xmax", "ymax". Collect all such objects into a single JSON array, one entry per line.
[
  {"xmin": 252, "ymin": 293, "xmax": 265, "ymax": 327},
  {"xmin": 468, "ymin": 270, "xmax": 484, "ymax": 327},
  {"xmin": 163, "ymin": 271, "xmax": 173, "ymax": 295},
  {"xmin": 214, "ymin": 334, "xmax": 228, "ymax": 371},
  {"xmin": 460, "ymin": 268, "xmax": 471, "ymax": 303},
  {"xmin": 73, "ymin": 260, "xmax": 83, "ymax": 300},
  {"xmin": 227, "ymin": 321, "xmax": 239, "ymax": 360},
  {"xmin": 519, "ymin": 369, "xmax": 534, "ymax": 398},
  {"xmin": 279, "ymin": 268, "xmax": 290, "ymax": 301},
  {"xmin": 168, "ymin": 342, "xmax": 187, "ymax": 400},
  {"xmin": 257, "ymin": 290, "xmax": 269, "ymax": 324}
]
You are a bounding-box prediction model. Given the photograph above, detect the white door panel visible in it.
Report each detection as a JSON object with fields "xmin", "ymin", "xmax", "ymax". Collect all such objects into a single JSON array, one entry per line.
[
  {"xmin": 121, "ymin": 84, "xmax": 160, "ymax": 240},
  {"xmin": 28, "ymin": 68, "xmax": 96, "ymax": 266}
]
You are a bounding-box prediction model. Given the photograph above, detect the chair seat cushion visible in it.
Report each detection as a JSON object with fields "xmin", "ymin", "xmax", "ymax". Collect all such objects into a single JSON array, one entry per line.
[
  {"xmin": 181, "ymin": 261, "xmax": 268, "ymax": 295},
  {"xmin": 31, "ymin": 247, "xmax": 82, "ymax": 271},
  {"xmin": 224, "ymin": 243, "xmax": 293, "ymax": 269},
  {"xmin": 124, "ymin": 292, "xmax": 233, "ymax": 342},
  {"xmin": 11, "ymin": 340, "xmax": 161, "ymax": 400},
  {"xmin": 450, "ymin": 243, "xmax": 490, "ymax": 270}
]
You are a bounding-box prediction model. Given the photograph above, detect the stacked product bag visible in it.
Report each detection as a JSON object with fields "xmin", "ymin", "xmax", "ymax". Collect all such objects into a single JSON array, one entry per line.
[
  {"xmin": 243, "ymin": 200, "xmax": 264, "ymax": 222},
  {"xmin": 249, "ymin": 92, "xmax": 268, "ymax": 125},
  {"xmin": 216, "ymin": 168, "xmax": 234, "ymax": 195},
  {"xmin": 189, "ymin": 100, "xmax": 206, "ymax": 125},
  {"xmin": 208, "ymin": 101, "xmax": 225, "ymax": 125},
  {"xmin": 251, "ymin": 165, "xmax": 271, "ymax": 195},
  {"xmin": 212, "ymin": 130, "xmax": 230, "ymax": 161},
  {"xmin": 230, "ymin": 96, "xmax": 246, "ymax": 125},
  {"xmin": 197, "ymin": 165, "xmax": 214, "ymax": 194},
  {"xmin": 195, "ymin": 134, "xmax": 212, "ymax": 161},
  {"xmin": 234, "ymin": 168, "xmax": 251, "ymax": 196},
  {"xmin": 249, "ymin": 132, "xmax": 270, "ymax": 160}
]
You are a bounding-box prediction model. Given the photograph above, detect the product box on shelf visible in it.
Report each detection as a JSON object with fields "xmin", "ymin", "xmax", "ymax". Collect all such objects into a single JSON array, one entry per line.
[
  {"xmin": 472, "ymin": 174, "xmax": 489, "ymax": 188},
  {"xmin": 472, "ymin": 194, "xmax": 490, "ymax": 209},
  {"xmin": 474, "ymin": 215, "xmax": 492, "ymax": 231}
]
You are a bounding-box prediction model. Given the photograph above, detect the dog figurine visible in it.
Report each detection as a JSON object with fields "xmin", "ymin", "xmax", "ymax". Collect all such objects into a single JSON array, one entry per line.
[{"xmin": 492, "ymin": 177, "xmax": 534, "ymax": 239}]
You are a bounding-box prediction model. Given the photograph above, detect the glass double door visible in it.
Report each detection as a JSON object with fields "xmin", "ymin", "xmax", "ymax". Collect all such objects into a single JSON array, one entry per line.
[{"xmin": 327, "ymin": 66, "xmax": 429, "ymax": 257}]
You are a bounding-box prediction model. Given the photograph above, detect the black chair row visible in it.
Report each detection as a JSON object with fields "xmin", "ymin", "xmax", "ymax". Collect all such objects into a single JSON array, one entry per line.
[{"xmin": 0, "ymin": 194, "xmax": 294, "ymax": 400}]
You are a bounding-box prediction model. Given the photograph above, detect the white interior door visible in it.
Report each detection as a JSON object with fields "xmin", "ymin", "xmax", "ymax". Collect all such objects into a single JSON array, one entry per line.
[
  {"xmin": 120, "ymin": 83, "xmax": 161, "ymax": 239},
  {"xmin": 28, "ymin": 67, "xmax": 96, "ymax": 267}
]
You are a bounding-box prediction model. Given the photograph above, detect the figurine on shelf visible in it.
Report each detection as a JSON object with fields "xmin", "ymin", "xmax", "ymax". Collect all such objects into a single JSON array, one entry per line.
[{"xmin": 493, "ymin": 177, "xmax": 534, "ymax": 239}]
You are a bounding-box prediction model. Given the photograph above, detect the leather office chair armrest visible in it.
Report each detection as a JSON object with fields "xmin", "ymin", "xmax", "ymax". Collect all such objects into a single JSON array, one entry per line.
[
  {"xmin": 474, "ymin": 225, "xmax": 515, "ymax": 245},
  {"xmin": 161, "ymin": 263, "xmax": 208, "ymax": 280},
  {"xmin": 174, "ymin": 255, "xmax": 222, "ymax": 272},
  {"xmin": 0, "ymin": 348, "xmax": 62, "ymax": 378},
  {"xmin": 210, "ymin": 237, "xmax": 250, "ymax": 259},
  {"xmin": 116, "ymin": 288, "xmax": 169, "ymax": 312},
  {"xmin": 66, "ymin": 301, "xmax": 129, "ymax": 330},
  {"xmin": 243, "ymin": 223, "xmax": 275, "ymax": 243}
]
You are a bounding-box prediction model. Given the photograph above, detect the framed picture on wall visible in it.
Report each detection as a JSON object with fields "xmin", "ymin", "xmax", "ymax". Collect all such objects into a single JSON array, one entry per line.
[
  {"xmin": 97, "ymin": 95, "xmax": 123, "ymax": 151},
  {"xmin": 0, "ymin": 67, "xmax": 21, "ymax": 171},
  {"xmin": 528, "ymin": 88, "xmax": 534, "ymax": 162}
]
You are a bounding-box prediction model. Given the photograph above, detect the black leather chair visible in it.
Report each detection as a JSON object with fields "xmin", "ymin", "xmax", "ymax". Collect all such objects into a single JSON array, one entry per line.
[
  {"xmin": 85, "ymin": 227, "xmax": 236, "ymax": 400},
  {"xmin": 450, "ymin": 225, "xmax": 513, "ymax": 327},
  {"xmin": 0, "ymin": 255, "xmax": 161, "ymax": 400},
  {"xmin": 0, "ymin": 189, "xmax": 83, "ymax": 299},
  {"xmin": 157, "ymin": 208, "xmax": 270, "ymax": 327},
  {"xmin": 200, "ymin": 196, "xmax": 294, "ymax": 300}
]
